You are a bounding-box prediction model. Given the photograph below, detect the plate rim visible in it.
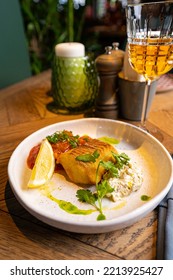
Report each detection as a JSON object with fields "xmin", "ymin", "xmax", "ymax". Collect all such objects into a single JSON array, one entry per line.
[{"xmin": 8, "ymin": 118, "xmax": 173, "ymax": 232}]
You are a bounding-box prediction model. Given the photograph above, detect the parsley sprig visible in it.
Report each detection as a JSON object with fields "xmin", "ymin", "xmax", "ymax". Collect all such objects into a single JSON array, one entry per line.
[
  {"xmin": 112, "ymin": 152, "xmax": 130, "ymax": 169},
  {"xmin": 76, "ymin": 180, "xmax": 114, "ymax": 220},
  {"xmin": 76, "ymin": 152, "xmax": 130, "ymax": 221},
  {"xmin": 98, "ymin": 152, "xmax": 130, "ymax": 180}
]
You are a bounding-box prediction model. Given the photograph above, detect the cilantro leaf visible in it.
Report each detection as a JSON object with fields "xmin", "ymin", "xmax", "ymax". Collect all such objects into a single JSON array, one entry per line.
[
  {"xmin": 76, "ymin": 151, "xmax": 131, "ymax": 222},
  {"xmin": 46, "ymin": 133, "xmax": 60, "ymax": 143},
  {"xmin": 93, "ymin": 150, "xmax": 100, "ymax": 159},
  {"xmin": 76, "ymin": 181, "xmax": 113, "ymax": 221},
  {"xmin": 75, "ymin": 150, "xmax": 100, "ymax": 163},
  {"xmin": 76, "ymin": 189, "xmax": 97, "ymax": 205},
  {"xmin": 96, "ymin": 180, "xmax": 114, "ymax": 199},
  {"xmin": 112, "ymin": 152, "xmax": 130, "ymax": 169},
  {"xmin": 99, "ymin": 160, "xmax": 119, "ymax": 179},
  {"xmin": 46, "ymin": 130, "xmax": 79, "ymax": 147},
  {"xmin": 75, "ymin": 154, "xmax": 96, "ymax": 162}
]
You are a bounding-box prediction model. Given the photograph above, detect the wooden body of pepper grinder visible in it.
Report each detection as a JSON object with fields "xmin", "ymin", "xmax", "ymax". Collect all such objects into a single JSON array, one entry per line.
[{"xmin": 95, "ymin": 45, "xmax": 124, "ymax": 119}]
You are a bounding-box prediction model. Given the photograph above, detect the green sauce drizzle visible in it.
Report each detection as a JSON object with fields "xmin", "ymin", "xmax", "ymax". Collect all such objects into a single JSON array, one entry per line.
[
  {"xmin": 48, "ymin": 193, "xmax": 94, "ymax": 215},
  {"xmin": 99, "ymin": 136, "xmax": 119, "ymax": 145},
  {"xmin": 141, "ymin": 195, "xmax": 151, "ymax": 201},
  {"xmin": 97, "ymin": 213, "xmax": 106, "ymax": 221}
]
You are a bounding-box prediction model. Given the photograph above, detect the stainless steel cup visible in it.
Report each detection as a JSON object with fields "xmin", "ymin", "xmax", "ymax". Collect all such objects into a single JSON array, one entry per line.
[{"xmin": 118, "ymin": 73, "xmax": 158, "ymax": 121}]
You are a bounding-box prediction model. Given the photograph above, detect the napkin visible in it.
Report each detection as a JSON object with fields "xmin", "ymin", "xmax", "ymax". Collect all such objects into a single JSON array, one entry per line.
[{"xmin": 157, "ymin": 156, "xmax": 173, "ymax": 260}]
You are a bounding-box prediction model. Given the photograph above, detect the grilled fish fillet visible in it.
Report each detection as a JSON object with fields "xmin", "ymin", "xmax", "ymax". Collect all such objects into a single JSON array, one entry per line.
[{"xmin": 59, "ymin": 138, "xmax": 117, "ymax": 184}]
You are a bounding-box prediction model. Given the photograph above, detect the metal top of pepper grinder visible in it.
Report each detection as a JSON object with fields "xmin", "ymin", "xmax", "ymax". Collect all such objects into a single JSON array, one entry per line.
[
  {"xmin": 112, "ymin": 42, "xmax": 124, "ymax": 61},
  {"xmin": 95, "ymin": 44, "xmax": 124, "ymax": 119}
]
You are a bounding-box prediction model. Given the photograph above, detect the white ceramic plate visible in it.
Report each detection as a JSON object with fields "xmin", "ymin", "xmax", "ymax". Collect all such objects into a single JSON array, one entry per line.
[{"xmin": 8, "ymin": 118, "xmax": 173, "ymax": 233}]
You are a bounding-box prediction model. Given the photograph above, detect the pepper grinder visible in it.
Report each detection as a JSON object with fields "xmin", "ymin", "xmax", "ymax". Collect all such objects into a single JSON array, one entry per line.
[
  {"xmin": 95, "ymin": 45, "xmax": 124, "ymax": 119},
  {"xmin": 112, "ymin": 42, "xmax": 125, "ymax": 62}
]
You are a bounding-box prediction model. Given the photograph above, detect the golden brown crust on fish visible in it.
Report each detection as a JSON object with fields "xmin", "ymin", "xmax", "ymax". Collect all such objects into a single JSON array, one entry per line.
[{"xmin": 59, "ymin": 138, "xmax": 117, "ymax": 184}]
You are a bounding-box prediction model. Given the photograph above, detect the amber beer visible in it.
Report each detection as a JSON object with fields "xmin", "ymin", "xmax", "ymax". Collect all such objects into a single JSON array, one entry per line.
[{"xmin": 129, "ymin": 38, "xmax": 173, "ymax": 81}]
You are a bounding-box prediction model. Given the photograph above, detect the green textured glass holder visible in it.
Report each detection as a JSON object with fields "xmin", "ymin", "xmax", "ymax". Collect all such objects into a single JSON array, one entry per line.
[{"xmin": 47, "ymin": 55, "xmax": 98, "ymax": 114}]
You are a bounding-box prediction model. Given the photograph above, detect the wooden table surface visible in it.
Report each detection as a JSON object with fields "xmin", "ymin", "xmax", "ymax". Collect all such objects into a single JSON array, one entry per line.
[{"xmin": 0, "ymin": 70, "xmax": 173, "ymax": 260}]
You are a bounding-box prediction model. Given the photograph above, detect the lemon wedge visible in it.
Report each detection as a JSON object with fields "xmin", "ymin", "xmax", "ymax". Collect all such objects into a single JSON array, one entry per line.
[{"xmin": 27, "ymin": 138, "xmax": 55, "ymax": 188}]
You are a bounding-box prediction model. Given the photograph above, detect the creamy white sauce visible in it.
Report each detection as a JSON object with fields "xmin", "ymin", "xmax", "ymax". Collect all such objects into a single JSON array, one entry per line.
[{"xmin": 107, "ymin": 161, "xmax": 143, "ymax": 202}]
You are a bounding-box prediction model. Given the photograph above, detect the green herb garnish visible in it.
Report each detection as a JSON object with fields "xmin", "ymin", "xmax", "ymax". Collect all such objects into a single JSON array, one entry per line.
[
  {"xmin": 76, "ymin": 189, "xmax": 97, "ymax": 205},
  {"xmin": 75, "ymin": 150, "xmax": 100, "ymax": 163},
  {"xmin": 76, "ymin": 152, "xmax": 130, "ymax": 221},
  {"xmin": 76, "ymin": 180, "xmax": 114, "ymax": 221},
  {"xmin": 96, "ymin": 152, "xmax": 130, "ymax": 181},
  {"xmin": 98, "ymin": 160, "xmax": 119, "ymax": 180},
  {"xmin": 112, "ymin": 152, "xmax": 130, "ymax": 169},
  {"xmin": 96, "ymin": 180, "xmax": 114, "ymax": 220},
  {"xmin": 46, "ymin": 130, "xmax": 79, "ymax": 148}
]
